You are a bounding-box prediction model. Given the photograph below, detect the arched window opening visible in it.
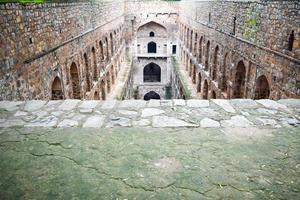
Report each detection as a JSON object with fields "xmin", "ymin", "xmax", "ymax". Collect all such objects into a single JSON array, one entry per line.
[
  {"xmin": 101, "ymin": 80, "xmax": 106, "ymax": 100},
  {"xmin": 197, "ymin": 72, "xmax": 202, "ymax": 93},
  {"xmin": 212, "ymin": 46, "xmax": 219, "ymax": 81},
  {"xmin": 194, "ymin": 33, "xmax": 198, "ymax": 55},
  {"xmin": 51, "ymin": 77, "xmax": 63, "ymax": 100},
  {"xmin": 203, "ymin": 80, "xmax": 208, "ymax": 99},
  {"xmin": 84, "ymin": 53, "xmax": 90, "ymax": 91},
  {"xmin": 144, "ymin": 91, "xmax": 160, "ymax": 101},
  {"xmin": 70, "ymin": 62, "xmax": 81, "ymax": 99},
  {"xmin": 149, "ymin": 31, "xmax": 155, "ymax": 37},
  {"xmin": 92, "ymin": 47, "xmax": 97, "ymax": 81},
  {"xmin": 233, "ymin": 61, "xmax": 246, "ymax": 98},
  {"xmin": 111, "ymin": 65, "xmax": 115, "ymax": 85},
  {"xmin": 205, "ymin": 41, "xmax": 210, "ymax": 71},
  {"xmin": 190, "ymin": 30, "xmax": 193, "ymax": 50},
  {"xmin": 143, "ymin": 63, "xmax": 161, "ymax": 82},
  {"xmin": 288, "ymin": 30, "xmax": 295, "ymax": 51},
  {"xmin": 148, "ymin": 42, "xmax": 157, "ymax": 53},
  {"xmin": 105, "ymin": 37, "xmax": 109, "ymax": 61},
  {"xmin": 254, "ymin": 75, "xmax": 270, "ymax": 99}
]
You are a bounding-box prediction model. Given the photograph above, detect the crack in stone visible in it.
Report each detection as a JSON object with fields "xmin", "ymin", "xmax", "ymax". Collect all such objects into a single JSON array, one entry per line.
[{"xmin": 173, "ymin": 185, "xmax": 215, "ymax": 198}]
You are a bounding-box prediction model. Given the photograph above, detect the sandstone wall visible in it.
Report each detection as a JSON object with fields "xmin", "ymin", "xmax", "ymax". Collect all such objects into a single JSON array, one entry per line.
[
  {"xmin": 179, "ymin": 0, "xmax": 300, "ymax": 99},
  {"xmin": 0, "ymin": 0, "xmax": 126, "ymax": 100}
]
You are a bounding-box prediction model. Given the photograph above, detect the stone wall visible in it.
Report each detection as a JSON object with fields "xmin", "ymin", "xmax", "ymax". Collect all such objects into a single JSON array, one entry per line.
[
  {"xmin": 0, "ymin": 0, "xmax": 126, "ymax": 100},
  {"xmin": 179, "ymin": 0, "xmax": 300, "ymax": 100}
]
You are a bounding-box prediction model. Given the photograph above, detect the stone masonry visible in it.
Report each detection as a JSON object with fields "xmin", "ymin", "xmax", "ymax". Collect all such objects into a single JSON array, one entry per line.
[{"xmin": 0, "ymin": 99, "xmax": 299, "ymax": 128}]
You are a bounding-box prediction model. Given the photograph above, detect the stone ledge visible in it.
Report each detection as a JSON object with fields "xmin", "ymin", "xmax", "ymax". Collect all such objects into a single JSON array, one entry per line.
[{"xmin": 0, "ymin": 99, "xmax": 299, "ymax": 128}]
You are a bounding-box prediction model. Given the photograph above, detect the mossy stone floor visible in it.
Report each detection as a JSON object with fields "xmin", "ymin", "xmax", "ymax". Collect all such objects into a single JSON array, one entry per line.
[{"xmin": 0, "ymin": 127, "xmax": 299, "ymax": 199}]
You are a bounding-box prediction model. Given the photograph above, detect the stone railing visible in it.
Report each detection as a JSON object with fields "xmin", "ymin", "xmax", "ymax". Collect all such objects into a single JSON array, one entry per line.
[{"xmin": 0, "ymin": 99, "xmax": 299, "ymax": 128}]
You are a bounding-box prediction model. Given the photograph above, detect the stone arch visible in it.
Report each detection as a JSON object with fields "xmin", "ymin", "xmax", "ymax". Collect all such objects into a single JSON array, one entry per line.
[
  {"xmin": 211, "ymin": 90, "xmax": 216, "ymax": 99},
  {"xmin": 143, "ymin": 62, "xmax": 161, "ymax": 82},
  {"xmin": 51, "ymin": 76, "xmax": 63, "ymax": 100},
  {"xmin": 205, "ymin": 40, "xmax": 210, "ymax": 71},
  {"xmin": 212, "ymin": 45, "xmax": 219, "ymax": 81},
  {"xmin": 144, "ymin": 91, "xmax": 161, "ymax": 101},
  {"xmin": 203, "ymin": 80, "xmax": 209, "ymax": 99},
  {"xmin": 106, "ymin": 72, "xmax": 111, "ymax": 93},
  {"xmin": 111, "ymin": 65, "xmax": 115, "ymax": 85},
  {"xmin": 192, "ymin": 64, "xmax": 196, "ymax": 84},
  {"xmin": 70, "ymin": 62, "xmax": 80, "ymax": 99},
  {"xmin": 233, "ymin": 60, "xmax": 246, "ymax": 98},
  {"xmin": 189, "ymin": 59, "xmax": 192, "ymax": 77},
  {"xmin": 194, "ymin": 33, "xmax": 198, "ymax": 55},
  {"xmin": 148, "ymin": 41, "xmax": 157, "ymax": 53},
  {"xmin": 197, "ymin": 72, "xmax": 202, "ymax": 93},
  {"xmin": 199, "ymin": 36, "xmax": 203, "ymax": 63},
  {"xmin": 255, "ymin": 75, "xmax": 270, "ymax": 99},
  {"xmin": 221, "ymin": 52, "xmax": 229, "ymax": 92},
  {"xmin": 94, "ymin": 91, "xmax": 100, "ymax": 100},
  {"xmin": 100, "ymin": 80, "xmax": 106, "ymax": 100},
  {"xmin": 110, "ymin": 32, "xmax": 114, "ymax": 55},
  {"xmin": 105, "ymin": 37, "xmax": 109, "ymax": 60},
  {"xmin": 190, "ymin": 30, "xmax": 193, "ymax": 50},
  {"xmin": 92, "ymin": 47, "xmax": 97, "ymax": 81},
  {"xmin": 84, "ymin": 53, "xmax": 90, "ymax": 91},
  {"xmin": 137, "ymin": 21, "xmax": 167, "ymax": 34},
  {"xmin": 99, "ymin": 40, "xmax": 104, "ymax": 61}
]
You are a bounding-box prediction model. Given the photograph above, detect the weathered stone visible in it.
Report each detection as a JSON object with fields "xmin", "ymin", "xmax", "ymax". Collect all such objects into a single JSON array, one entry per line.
[
  {"xmin": 200, "ymin": 118, "xmax": 220, "ymax": 128},
  {"xmin": 14, "ymin": 111, "xmax": 28, "ymax": 117},
  {"xmin": 25, "ymin": 116, "xmax": 58, "ymax": 127},
  {"xmin": 160, "ymin": 100, "xmax": 173, "ymax": 107},
  {"xmin": 147, "ymin": 100, "xmax": 160, "ymax": 107},
  {"xmin": 0, "ymin": 101, "xmax": 23, "ymax": 111},
  {"xmin": 23, "ymin": 100, "xmax": 47, "ymax": 112},
  {"xmin": 141, "ymin": 108, "xmax": 165, "ymax": 118},
  {"xmin": 78, "ymin": 101, "xmax": 99, "ymax": 109},
  {"xmin": 79, "ymin": 109, "xmax": 93, "ymax": 114},
  {"xmin": 173, "ymin": 99, "xmax": 186, "ymax": 106},
  {"xmin": 57, "ymin": 119, "xmax": 78, "ymax": 127},
  {"xmin": 257, "ymin": 108, "xmax": 278, "ymax": 115},
  {"xmin": 118, "ymin": 110, "xmax": 138, "ymax": 116},
  {"xmin": 83, "ymin": 116, "xmax": 105, "ymax": 128},
  {"xmin": 0, "ymin": 118, "xmax": 25, "ymax": 127},
  {"xmin": 256, "ymin": 100, "xmax": 288, "ymax": 110},
  {"xmin": 119, "ymin": 100, "xmax": 146, "ymax": 109},
  {"xmin": 58, "ymin": 100, "xmax": 81, "ymax": 111},
  {"xmin": 256, "ymin": 118, "xmax": 277, "ymax": 126},
  {"xmin": 107, "ymin": 116, "xmax": 131, "ymax": 127},
  {"xmin": 221, "ymin": 115, "xmax": 254, "ymax": 128},
  {"xmin": 132, "ymin": 119, "xmax": 151, "ymax": 126},
  {"xmin": 230, "ymin": 99, "xmax": 258, "ymax": 109},
  {"xmin": 187, "ymin": 100, "xmax": 209, "ymax": 108},
  {"xmin": 212, "ymin": 99, "xmax": 236, "ymax": 113},
  {"xmin": 152, "ymin": 116, "xmax": 198, "ymax": 128},
  {"xmin": 101, "ymin": 100, "xmax": 117, "ymax": 109}
]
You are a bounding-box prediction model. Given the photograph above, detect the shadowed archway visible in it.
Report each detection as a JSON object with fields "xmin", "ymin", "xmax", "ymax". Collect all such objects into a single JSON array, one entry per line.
[{"xmin": 144, "ymin": 91, "xmax": 161, "ymax": 101}]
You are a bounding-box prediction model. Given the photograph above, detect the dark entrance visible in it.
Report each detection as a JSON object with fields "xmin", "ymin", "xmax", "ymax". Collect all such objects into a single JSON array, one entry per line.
[
  {"xmin": 148, "ymin": 42, "xmax": 157, "ymax": 53},
  {"xmin": 143, "ymin": 63, "xmax": 161, "ymax": 82},
  {"xmin": 144, "ymin": 91, "xmax": 161, "ymax": 101}
]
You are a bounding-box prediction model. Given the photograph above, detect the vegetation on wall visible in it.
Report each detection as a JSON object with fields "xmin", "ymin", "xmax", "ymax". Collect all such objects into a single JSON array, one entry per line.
[{"xmin": 242, "ymin": 7, "xmax": 259, "ymax": 43}]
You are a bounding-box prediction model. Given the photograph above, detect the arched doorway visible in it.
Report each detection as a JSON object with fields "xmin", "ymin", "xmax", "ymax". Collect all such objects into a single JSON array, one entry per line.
[
  {"xmin": 192, "ymin": 65, "xmax": 196, "ymax": 84},
  {"xmin": 199, "ymin": 36, "xmax": 203, "ymax": 63},
  {"xmin": 222, "ymin": 53, "xmax": 229, "ymax": 92},
  {"xmin": 143, "ymin": 63, "xmax": 161, "ymax": 82},
  {"xmin": 255, "ymin": 75, "xmax": 270, "ymax": 99},
  {"xmin": 148, "ymin": 42, "xmax": 157, "ymax": 53},
  {"xmin": 110, "ymin": 33, "xmax": 114, "ymax": 55},
  {"xmin": 211, "ymin": 91, "xmax": 216, "ymax": 99},
  {"xmin": 203, "ymin": 80, "xmax": 208, "ymax": 99},
  {"xmin": 92, "ymin": 47, "xmax": 97, "ymax": 81},
  {"xmin": 212, "ymin": 46, "xmax": 219, "ymax": 81},
  {"xmin": 70, "ymin": 62, "xmax": 80, "ymax": 99},
  {"xmin": 84, "ymin": 53, "xmax": 90, "ymax": 91},
  {"xmin": 106, "ymin": 72, "xmax": 111, "ymax": 93},
  {"xmin": 205, "ymin": 41, "xmax": 210, "ymax": 71},
  {"xmin": 149, "ymin": 31, "xmax": 155, "ymax": 37},
  {"xmin": 197, "ymin": 72, "xmax": 202, "ymax": 93},
  {"xmin": 111, "ymin": 65, "xmax": 115, "ymax": 85},
  {"xmin": 233, "ymin": 61, "xmax": 246, "ymax": 98},
  {"xmin": 144, "ymin": 91, "xmax": 161, "ymax": 101},
  {"xmin": 94, "ymin": 91, "xmax": 100, "ymax": 100},
  {"xmin": 101, "ymin": 80, "xmax": 106, "ymax": 100},
  {"xmin": 51, "ymin": 77, "xmax": 63, "ymax": 100},
  {"xmin": 99, "ymin": 40, "xmax": 104, "ymax": 61}
]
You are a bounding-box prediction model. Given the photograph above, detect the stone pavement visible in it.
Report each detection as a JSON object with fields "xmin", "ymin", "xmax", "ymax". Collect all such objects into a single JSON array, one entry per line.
[
  {"xmin": 0, "ymin": 99, "xmax": 300, "ymax": 199},
  {"xmin": 0, "ymin": 99, "xmax": 299, "ymax": 128}
]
